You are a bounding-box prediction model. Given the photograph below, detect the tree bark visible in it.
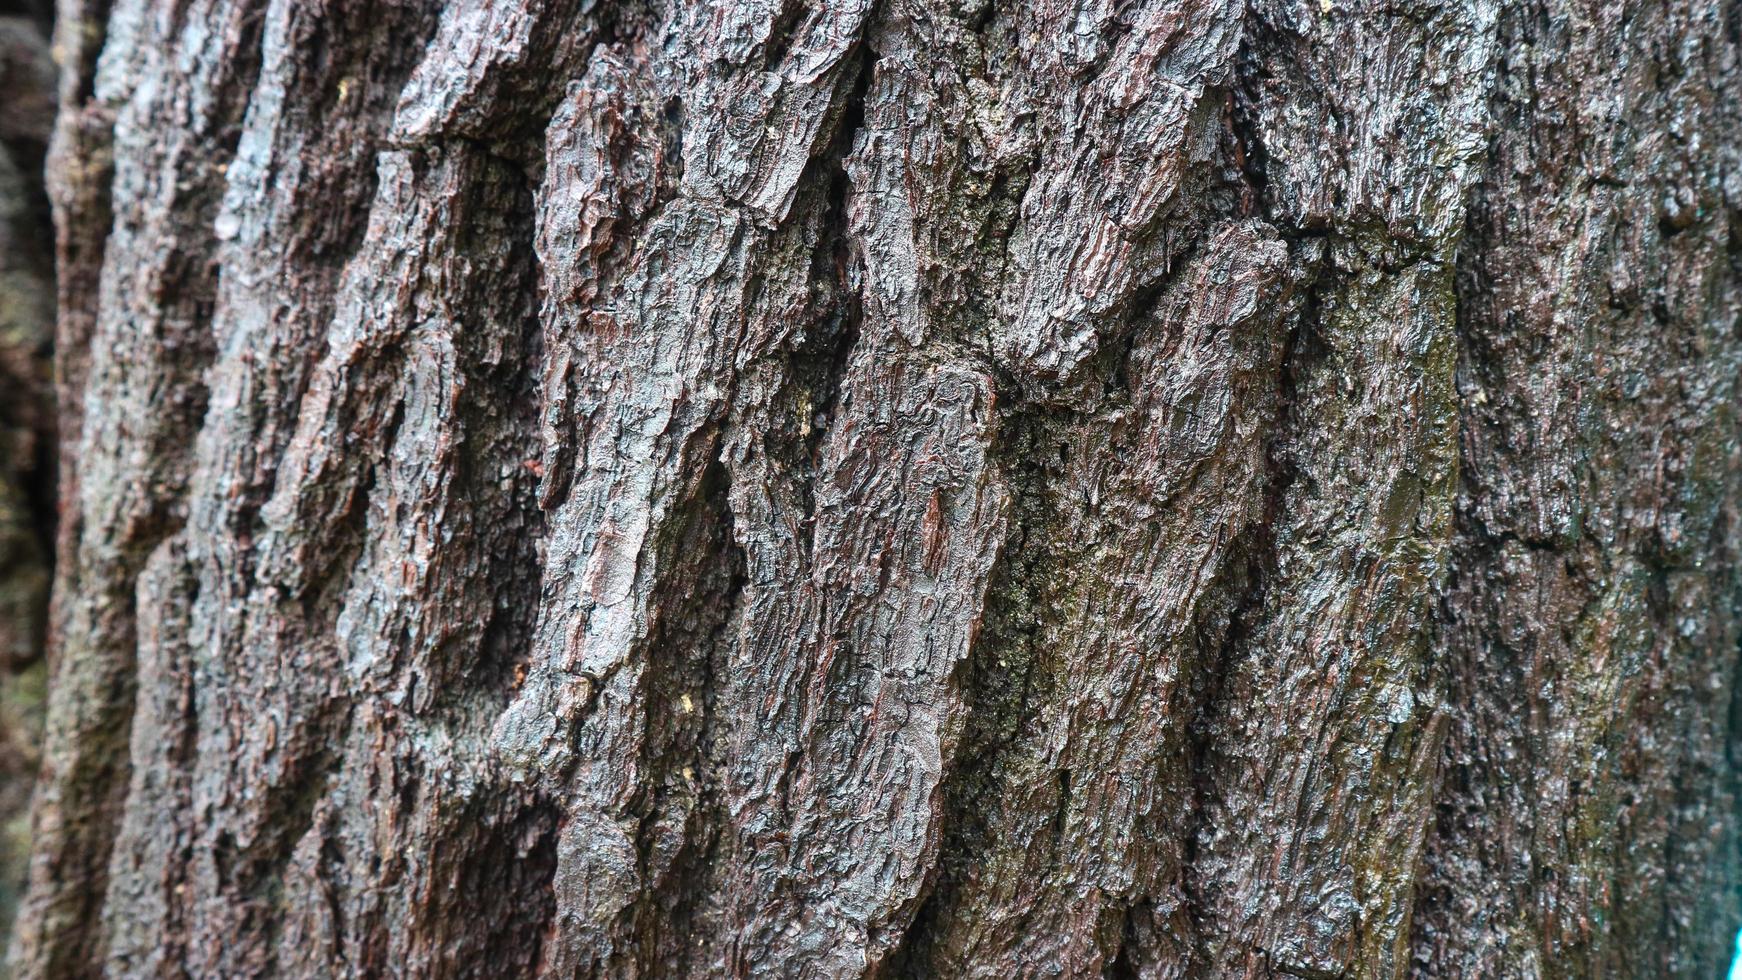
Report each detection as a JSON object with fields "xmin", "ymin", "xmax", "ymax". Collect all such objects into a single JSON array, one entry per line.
[
  {"xmin": 9, "ymin": 0, "xmax": 1742, "ymax": 976},
  {"xmin": 0, "ymin": 0, "xmax": 55, "ymax": 940}
]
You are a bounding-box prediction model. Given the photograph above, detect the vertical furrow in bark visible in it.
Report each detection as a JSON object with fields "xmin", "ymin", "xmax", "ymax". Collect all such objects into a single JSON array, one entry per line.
[
  {"xmin": 621, "ymin": 456, "xmax": 748, "ymax": 976},
  {"xmin": 698, "ymin": 13, "xmax": 1012, "ymax": 971},
  {"xmin": 907, "ymin": 224, "xmax": 1306, "ymax": 980},
  {"xmin": 506, "ymin": 0, "xmax": 879, "ymax": 973},
  {"xmin": 1186, "ymin": 2, "xmax": 1498, "ymax": 976},
  {"xmin": 14, "ymin": 0, "xmax": 1742, "ymax": 975},
  {"xmin": 1191, "ymin": 246, "xmax": 1461, "ymax": 979},
  {"xmin": 259, "ymin": 144, "xmax": 552, "ymax": 977},
  {"xmin": 855, "ymin": 0, "xmax": 1294, "ymax": 973},
  {"xmin": 716, "ymin": 347, "xmax": 1007, "ymax": 976},
  {"xmin": 1413, "ymin": 2, "xmax": 1742, "ymax": 976}
]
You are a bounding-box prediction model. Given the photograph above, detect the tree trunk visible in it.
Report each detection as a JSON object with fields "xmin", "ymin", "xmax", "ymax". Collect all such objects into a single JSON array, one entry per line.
[
  {"xmin": 9, "ymin": 0, "xmax": 1742, "ymax": 976},
  {"xmin": 0, "ymin": 0, "xmax": 55, "ymax": 940}
]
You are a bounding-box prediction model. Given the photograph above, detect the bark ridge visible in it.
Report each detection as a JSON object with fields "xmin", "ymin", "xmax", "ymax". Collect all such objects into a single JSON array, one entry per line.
[{"xmin": 9, "ymin": 0, "xmax": 1742, "ymax": 977}]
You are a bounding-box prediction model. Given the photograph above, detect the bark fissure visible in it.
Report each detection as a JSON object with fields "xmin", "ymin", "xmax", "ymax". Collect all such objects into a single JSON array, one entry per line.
[{"xmin": 11, "ymin": 0, "xmax": 1742, "ymax": 976}]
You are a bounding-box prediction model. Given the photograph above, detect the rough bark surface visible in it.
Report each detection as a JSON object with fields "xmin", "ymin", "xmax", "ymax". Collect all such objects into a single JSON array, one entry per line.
[
  {"xmin": 0, "ymin": 0, "xmax": 54, "ymax": 939},
  {"xmin": 8, "ymin": 0, "xmax": 1742, "ymax": 977}
]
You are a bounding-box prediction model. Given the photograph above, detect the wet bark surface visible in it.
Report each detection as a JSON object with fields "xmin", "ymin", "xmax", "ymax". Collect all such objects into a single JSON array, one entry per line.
[{"xmin": 7, "ymin": 0, "xmax": 1742, "ymax": 976}]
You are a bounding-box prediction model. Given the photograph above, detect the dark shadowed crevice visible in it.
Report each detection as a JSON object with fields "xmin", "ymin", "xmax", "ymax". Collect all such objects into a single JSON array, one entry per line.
[
  {"xmin": 1103, "ymin": 902, "xmax": 1142, "ymax": 980},
  {"xmin": 889, "ymin": 23, "xmax": 1282, "ymax": 967},
  {"xmin": 596, "ymin": 29, "xmax": 878, "ymax": 971},
  {"xmin": 1175, "ymin": 226, "xmax": 1327, "ymax": 965},
  {"xmin": 757, "ymin": 0, "xmax": 811, "ymax": 72},
  {"xmin": 50, "ymin": 0, "xmax": 107, "ymax": 105},
  {"xmin": 629, "ymin": 456, "xmax": 748, "ymax": 974},
  {"xmin": 879, "ymin": 400, "xmax": 1071, "ymax": 975},
  {"xmin": 1401, "ymin": 3, "xmax": 1519, "ymax": 964},
  {"xmin": 247, "ymin": 701, "xmax": 350, "ymax": 955},
  {"xmin": 429, "ymin": 143, "xmax": 547, "ymax": 700},
  {"xmin": 345, "ymin": 142, "xmax": 557, "ymax": 969},
  {"xmin": 759, "ymin": 44, "xmax": 870, "ymax": 542},
  {"xmin": 1167, "ymin": 31, "xmax": 1322, "ymax": 951},
  {"xmin": 445, "ymin": 797, "xmax": 564, "ymax": 975}
]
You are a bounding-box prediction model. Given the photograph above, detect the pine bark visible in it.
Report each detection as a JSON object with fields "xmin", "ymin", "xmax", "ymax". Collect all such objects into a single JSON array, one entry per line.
[{"xmin": 9, "ymin": 0, "xmax": 1742, "ymax": 977}]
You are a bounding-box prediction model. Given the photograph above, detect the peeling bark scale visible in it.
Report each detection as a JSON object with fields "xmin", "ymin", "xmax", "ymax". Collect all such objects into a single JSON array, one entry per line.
[{"xmin": 6, "ymin": 0, "xmax": 1742, "ymax": 976}]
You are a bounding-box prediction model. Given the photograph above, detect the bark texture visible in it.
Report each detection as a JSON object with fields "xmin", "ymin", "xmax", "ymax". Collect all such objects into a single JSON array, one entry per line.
[
  {"xmin": 0, "ymin": 0, "xmax": 55, "ymax": 939},
  {"xmin": 10, "ymin": 0, "xmax": 1742, "ymax": 976}
]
